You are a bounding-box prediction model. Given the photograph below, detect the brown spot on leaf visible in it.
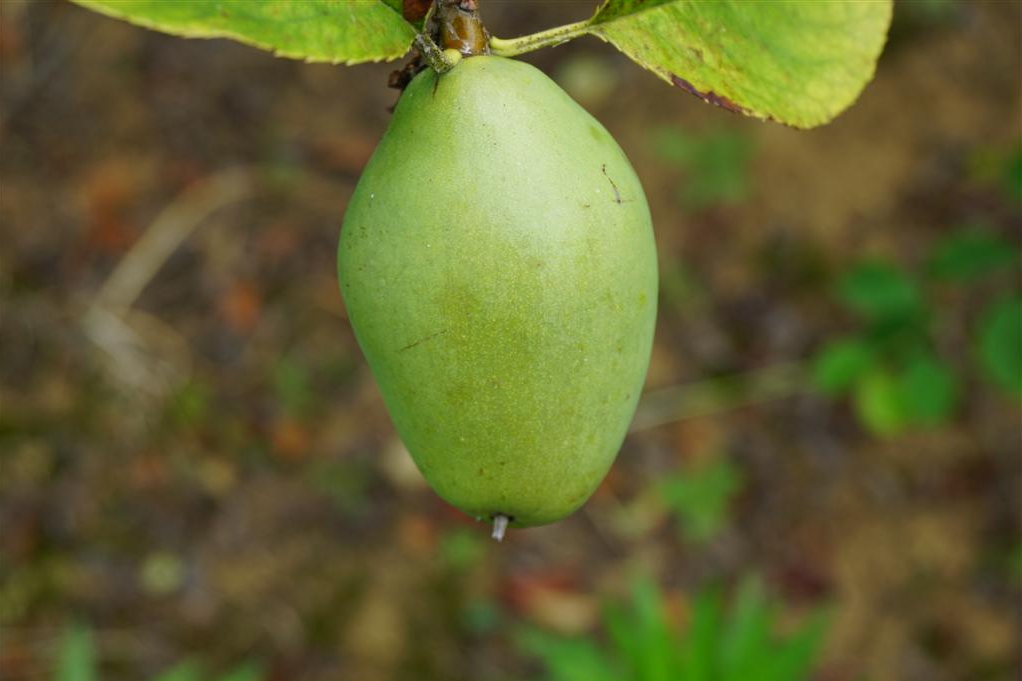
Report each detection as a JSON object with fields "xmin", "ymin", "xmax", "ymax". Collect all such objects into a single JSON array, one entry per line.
[{"xmin": 670, "ymin": 74, "xmax": 749, "ymax": 115}]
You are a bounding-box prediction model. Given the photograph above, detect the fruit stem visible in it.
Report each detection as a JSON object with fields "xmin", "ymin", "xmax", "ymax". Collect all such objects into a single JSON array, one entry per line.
[
  {"xmin": 414, "ymin": 33, "xmax": 460, "ymax": 73},
  {"xmin": 489, "ymin": 19, "xmax": 591, "ymax": 58},
  {"xmin": 436, "ymin": 0, "xmax": 490, "ymax": 56},
  {"xmin": 491, "ymin": 514, "xmax": 509, "ymax": 542}
]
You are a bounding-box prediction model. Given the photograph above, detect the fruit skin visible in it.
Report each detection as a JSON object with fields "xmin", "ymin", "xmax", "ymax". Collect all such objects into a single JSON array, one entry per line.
[{"xmin": 338, "ymin": 56, "xmax": 657, "ymax": 527}]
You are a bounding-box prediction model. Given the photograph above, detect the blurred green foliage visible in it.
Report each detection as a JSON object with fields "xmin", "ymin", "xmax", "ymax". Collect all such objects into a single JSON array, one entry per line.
[
  {"xmin": 439, "ymin": 527, "xmax": 488, "ymax": 571},
  {"xmin": 54, "ymin": 623, "xmax": 262, "ymax": 681},
  {"xmin": 659, "ymin": 457, "xmax": 743, "ymax": 543},
  {"xmin": 1006, "ymin": 146, "xmax": 1022, "ymax": 202},
  {"xmin": 306, "ymin": 457, "xmax": 372, "ymax": 515},
  {"xmin": 837, "ymin": 260, "xmax": 923, "ymax": 323},
  {"xmin": 521, "ymin": 576, "xmax": 827, "ymax": 681},
  {"xmin": 926, "ymin": 228, "xmax": 1016, "ymax": 281},
  {"xmin": 813, "ymin": 226, "xmax": 1018, "ymax": 435},
  {"xmin": 968, "ymin": 143, "xmax": 1022, "ymax": 203},
  {"xmin": 977, "ymin": 295, "xmax": 1022, "ymax": 396},
  {"xmin": 461, "ymin": 598, "xmax": 502, "ymax": 635},
  {"xmin": 139, "ymin": 551, "xmax": 186, "ymax": 596},
  {"xmin": 150, "ymin": 662, "xmax": 204, "ymax": 681},
  {"xmin": 652, "ymin": 128, "xmax": 753, "ymax": 210},
  {"xmin": 167, "ymin": 379, "xmax": 213, "ymax": 430},
  {"xmin": 57, "ymin": 624, "xmax": 95, "ymax": 681}
]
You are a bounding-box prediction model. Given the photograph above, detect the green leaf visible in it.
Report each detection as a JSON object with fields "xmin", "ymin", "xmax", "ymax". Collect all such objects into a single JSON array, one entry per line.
[
  {"xmin": 720, "ymin": 578, "xmax": 772, "ymax": 680},
  {"xmin": 838, "ymin": 261, "xmax": 921, "ymax": 322},
  {"xmin": 519, "ymin": 629, "xmax": 619, "ymax": 681},
  {"xmin": 758, "ymin": 610, "xmax": 828, "ymax": 681},
  {"xmin": 927, "ymin": 229, "xmax": 1016, "ymax": 281},
  {"xmin": 853, "ymin": 369, "xmax": 907, "ymax": 436},
  {"xmin": 57, "ymin": 624, "xmax": 96, "ymax": 681},
  {"xmin": 70, "ymin": 0, "xmax": 415, "ymax": 65},
  {"xmin": 586, "ymin": 0, "xmax": 892, "ymax": 129},
  {"xmin": 812, "ymin": 337, "xmax": 876, "ymax": 395},
  {"xmin": 976, "ymin": 295, "xmax": 1022, "ymax": 397},
  {"xmin": 602, "ymin": 579, "xmax": 680, "ymax": 680},
  {"xmin": 678, "ymin": 587, "xmax": 723, "ymax": 681},
  {"xmin": 603, "ymin": 601, "xmax": 642, "ymax": 678},
  {"xmin": 898, "ymin": 351, "xmax": 957, "ymax": 425},
  {"xmin": 629, "ymin": 578, "xmax": 676, "ymax": 681},
  {"xmin": 522, "ymin": 575, "xmax": 828, "ymax": 681}
]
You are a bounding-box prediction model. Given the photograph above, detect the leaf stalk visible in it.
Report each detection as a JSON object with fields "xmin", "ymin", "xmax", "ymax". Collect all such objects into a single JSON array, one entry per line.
[{"xmin": 489, "ymin": 19, "xmax": 591, "ymax": 57}]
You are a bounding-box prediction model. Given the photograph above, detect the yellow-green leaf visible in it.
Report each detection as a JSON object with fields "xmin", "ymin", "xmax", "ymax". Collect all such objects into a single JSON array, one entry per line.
[
  {"xmin": 70, "ymin": 0, "xmax": 415, "ymax": 65},
  {"xmin": 854, "ymin": 370, "xmax": 907, "ymax": 436},
  {"xmin": 588, "ymin": 0, "xmax": 892, "ymax": 128}
]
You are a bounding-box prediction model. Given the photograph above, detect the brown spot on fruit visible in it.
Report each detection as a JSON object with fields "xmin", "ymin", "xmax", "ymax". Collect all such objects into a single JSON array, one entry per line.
[
  {"xmin": 601, "ymin": 164, "xmax": 631, "ymax": 205},
  {"xmin": 399, "ymin": 329, "xmax": 448, "ymax": 352}
]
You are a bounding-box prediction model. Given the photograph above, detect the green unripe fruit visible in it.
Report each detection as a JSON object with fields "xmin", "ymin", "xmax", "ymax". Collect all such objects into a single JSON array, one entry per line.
[{"xmin": 338, "ymin": 56, "xmax": 657, "ymax": 531}]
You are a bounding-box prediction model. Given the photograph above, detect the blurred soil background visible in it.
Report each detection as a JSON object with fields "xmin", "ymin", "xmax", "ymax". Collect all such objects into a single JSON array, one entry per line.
[{"xmin": 1, "ymin": 1, "xmax": 1020, "ymax": 680}]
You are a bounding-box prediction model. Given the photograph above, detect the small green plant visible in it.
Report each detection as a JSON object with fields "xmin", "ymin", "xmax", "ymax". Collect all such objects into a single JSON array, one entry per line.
[
  {"xmin": 54, "ymin": 623, "xmax": 262, "ymax": 681},
  {"xmin": 520, "ymin": 576, "xmax": 827, "ymax": 681},
  {"xmin": 812, "ymin": 226, "xmax": 1019, "ymax": 435},
  {"xmin": 659, "ymin": 456, "xmax": 743, "ymax": 543}
]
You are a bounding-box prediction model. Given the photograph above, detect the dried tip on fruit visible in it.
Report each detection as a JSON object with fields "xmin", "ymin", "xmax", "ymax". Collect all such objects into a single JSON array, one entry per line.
[{"xmin": 491, "ymin": 514, "xmax": 509, "ymax": 542}]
